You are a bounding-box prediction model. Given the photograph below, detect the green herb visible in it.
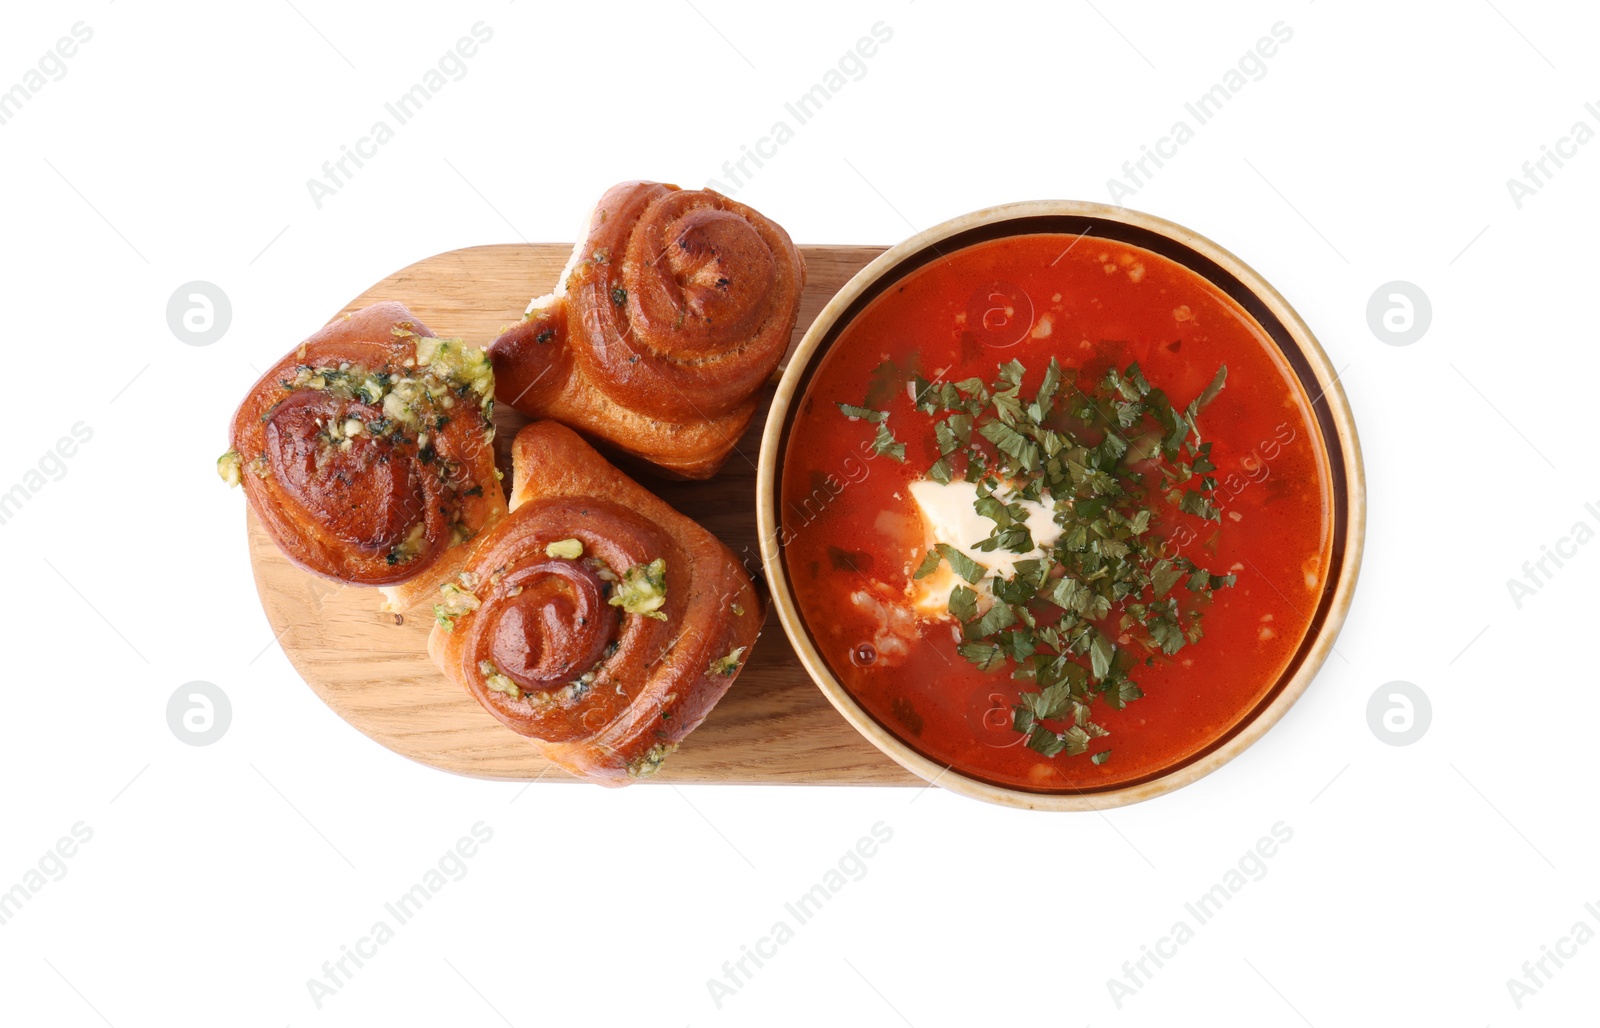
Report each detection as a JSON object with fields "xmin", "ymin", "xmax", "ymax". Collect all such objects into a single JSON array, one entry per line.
[
  {"xmin": 611, "ymin": 287, "xmax": 628, "ymax": 306},
  {"xmin": 872, "ymin": 422, "xmax": 906, "ymax": 463},
  {"xmin": 934, "ymin": 543, "xmax": 985, "ymax": 585},
  {"xmin": 844, "ymin": 355, "xmax": 1235, "ymax": 765},
  {"xmin": 626, "ymin": 741, "xmax": 678, "ymax": 778},
  {"xmin": 1189, "ymin": 366, "xmax": 1227, "ymax": 419},
  {"xmin": 947, "ymin": 586, "xmax": 979, "ymax": 622},
  {"xmin": 608, "ymin": 558, "xmax": 668, "ymax": 620},
  {"xmin": 957, "ymin": 642, "xmax": 1006, "ymax": 671},
  {"xmin": 836, "ymin": 399, "xmax": 906, "ymax": 461},
  {"xmin": 835, "ymin": 402, "xmax": 888, "ymax": 423},
  {"xmin": 967, "ymin": 600, "xmax": 1017, "ymax": 638},
  {"xmin": 432, "ymin": 580, "xmax": 481, "ymax": 631},
  {"xmin": 708, "ymin": 645, "xmax": 747, "ymax": 677}
]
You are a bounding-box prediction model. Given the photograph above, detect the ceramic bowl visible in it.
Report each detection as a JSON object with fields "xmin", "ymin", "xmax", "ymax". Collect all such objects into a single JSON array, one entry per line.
[{"xmin": 756, "ymin": 200, "xmax": 1365, "ymax": 810}]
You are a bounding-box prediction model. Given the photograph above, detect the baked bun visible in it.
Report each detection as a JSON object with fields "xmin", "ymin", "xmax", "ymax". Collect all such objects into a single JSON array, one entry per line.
[
  {"xmin": 489, "ymin": 180, "xmax": 805, "ymax": 478},
  {"xmin": 222, "ymin": 301, "xmax": 506, "ymax": 611},
  {"xmin": 426, "ymin": 421, "xmax": 764, "ymax": 784}
]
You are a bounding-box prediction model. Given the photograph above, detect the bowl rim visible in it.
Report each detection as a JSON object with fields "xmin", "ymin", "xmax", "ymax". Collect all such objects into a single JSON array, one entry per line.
[{"xmin": 756, "ymin": 199, "xmax": 1366, "ymax": 810}]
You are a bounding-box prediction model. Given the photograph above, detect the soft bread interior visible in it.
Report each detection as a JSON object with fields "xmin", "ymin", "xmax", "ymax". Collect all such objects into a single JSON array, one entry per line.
[{"xmin": 525, "ymin": 199, "xmax": 598, "ymax": 316}]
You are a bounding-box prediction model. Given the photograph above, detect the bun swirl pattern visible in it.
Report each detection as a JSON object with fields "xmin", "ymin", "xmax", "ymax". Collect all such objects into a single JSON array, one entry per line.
[
  {"xmin": 489, "ymin": 180, "xmax": 805, "ymax": 478},
  {"xmin": 428, "ymin": 420, "xmax": 764, "ymax": 784},
  {"xmin": 222, "ymin": 302, "xmax": 506, "ymax": 610}
]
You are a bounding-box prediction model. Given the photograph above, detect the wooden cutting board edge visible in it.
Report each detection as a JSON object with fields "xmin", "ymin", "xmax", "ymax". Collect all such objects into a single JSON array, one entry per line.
[{"xmin": 246, "ymin": 242, "xmax": 927, "ymax": 786}]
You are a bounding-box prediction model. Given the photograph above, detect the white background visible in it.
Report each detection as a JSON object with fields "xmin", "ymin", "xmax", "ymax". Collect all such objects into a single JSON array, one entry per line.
[{"xmin": 1, "ymin": 1, "xmax": 1595, "ymax": 1025}]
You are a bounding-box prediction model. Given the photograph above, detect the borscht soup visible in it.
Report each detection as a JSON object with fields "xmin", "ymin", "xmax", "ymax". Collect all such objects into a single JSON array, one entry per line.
[{"xmin": 779, "ymin": 232, "xmax": 1332, "ymax": 792}]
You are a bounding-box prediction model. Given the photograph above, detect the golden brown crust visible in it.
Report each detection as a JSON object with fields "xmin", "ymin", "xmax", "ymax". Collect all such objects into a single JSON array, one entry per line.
[
  {"xmin": 427, "ymin": 421, "xmax": 765, "ymax": 784},
  {"xmin": 489, "ymin": 181, "xmax": 804, "ymax": 479},
  {"xmin": 226, "ymin": 301, "xmax": 507, "ymax": 606}
]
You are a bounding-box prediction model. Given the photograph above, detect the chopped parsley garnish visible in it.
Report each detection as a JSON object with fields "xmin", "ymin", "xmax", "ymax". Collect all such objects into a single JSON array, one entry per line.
[
  {"xmin": 835, "ymin": 402, "xmax": 888, "ymax": 423},
  {"xmin": 872, "ymin": 422, "xmax": 907, "ymax": 463},
  {"xmin": 845, "ymin": 357, "xmax": 1235, "ymax": 764},
  {"xmin": 835, "ymin": 401, "xmax": 906, "ymax": 462},
  {"xmin": 933, "ymin": 543, "xmax": 984, "ymax": 584}
]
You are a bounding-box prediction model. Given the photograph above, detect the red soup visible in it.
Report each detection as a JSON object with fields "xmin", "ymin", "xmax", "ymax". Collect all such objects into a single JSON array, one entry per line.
[{"xmin": 781, "ymin": 233, "xmax": 1331, "ymax": 791}]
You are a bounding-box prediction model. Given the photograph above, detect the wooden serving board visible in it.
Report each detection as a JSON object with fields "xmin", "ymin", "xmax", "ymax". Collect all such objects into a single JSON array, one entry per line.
[{"xmin": 247, "ymin": 243, "xmax": 925, "ymax": 785}]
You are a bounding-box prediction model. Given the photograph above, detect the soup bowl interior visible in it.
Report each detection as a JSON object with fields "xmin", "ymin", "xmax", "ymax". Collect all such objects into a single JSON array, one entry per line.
[{"xmin": 756, "ymin": 200, "xmax": 1364, "ymax": 810}]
